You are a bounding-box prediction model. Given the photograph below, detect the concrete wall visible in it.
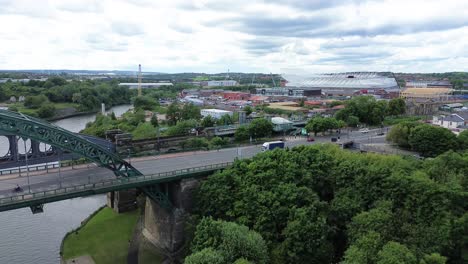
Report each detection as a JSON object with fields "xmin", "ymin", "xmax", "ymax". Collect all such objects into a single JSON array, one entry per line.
[{"xmin": 142, "ymin": 178, "xmax": 200, "ymax": 261}]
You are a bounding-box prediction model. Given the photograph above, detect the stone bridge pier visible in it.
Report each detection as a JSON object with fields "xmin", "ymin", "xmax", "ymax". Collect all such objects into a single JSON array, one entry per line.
[{"xmin": 142, "ymin": 178, "xmax": 200, "ymax": 261}]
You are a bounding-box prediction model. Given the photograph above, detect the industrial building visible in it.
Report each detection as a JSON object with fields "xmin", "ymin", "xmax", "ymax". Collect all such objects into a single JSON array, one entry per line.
[
  {"xmin": 201, "ymin": 109, "xmax": 233, "ymax": 119},
  {"xmin": 202, "ymin": 80, "xmax": 238, "ymax": 87},
  {"xmin": 118, "ymin": 82, "xmax": 173, "ymax": 89},
  {"xmin": 400, "ymin": 88, "xmax": 453, "ymax": 101}
]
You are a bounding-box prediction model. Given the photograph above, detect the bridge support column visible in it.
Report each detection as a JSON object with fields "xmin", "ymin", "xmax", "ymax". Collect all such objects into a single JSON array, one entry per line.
[
  {"xmin": 107, "ymin": 189, "xmax": 137, "ymax": 213},
  {"xmin": 142, "ymin": 178, "xmax": 200, "ymax": 260}
]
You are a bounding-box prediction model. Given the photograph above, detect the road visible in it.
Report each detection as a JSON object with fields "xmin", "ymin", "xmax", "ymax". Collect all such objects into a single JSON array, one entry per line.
[{"xmin": 0, "ymin": 128, "xmax": 387, "ymax": 198}]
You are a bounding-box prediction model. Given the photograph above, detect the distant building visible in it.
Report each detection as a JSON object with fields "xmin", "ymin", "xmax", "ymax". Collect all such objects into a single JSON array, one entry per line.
[
  {"xmin": 406, "ymin": 80, "xmax": 452, "ymax": 88},
  {"xmin": 118, "ymin": 82, "xmax": 173, "ymax": 89},
  {"xmin": 433, "ymin": 112, "xmax": 468, "ymax": 133},
  {"xmin": 203, "ymin": 80, "xmax": 238, "ymax": 87},
  {"xmin": 255, "ymin": 88, "xmax": 321, "ymax": 97},
  {"xmin": 401, "ymin": 88, "xmax": 452, "ymax": 101},
  {"xmin": 201, "ymin": 109, "xmax": 233, "ymax": 119},
  {"xmin": 271, "ymin": 117, "xmax": 293, "ymax": 132},
  {"xmin": 223, "ymin": 92, "xmax": 250, "ymax": 100}
]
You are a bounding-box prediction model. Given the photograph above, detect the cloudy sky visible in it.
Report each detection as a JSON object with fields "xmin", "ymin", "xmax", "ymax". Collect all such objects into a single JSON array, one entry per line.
[{"xmin": 0, "ymin": 0, "xmax": 467, "ymax": 73}]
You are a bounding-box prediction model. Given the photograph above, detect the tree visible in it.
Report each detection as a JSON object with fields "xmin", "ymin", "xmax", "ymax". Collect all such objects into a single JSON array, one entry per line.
[
  {"xmin": 234, "ymin": 125, "xmax": 250, "ymax": 142},
  {"xmin": 243, "ymin": 105, "xmax": 253, "ymax": 116},
  {"xmin": 408, "ymin": 124, "xmax": 458, "ymax": 157},
  {"xmin": 132, "ymin": 122, "xmax": 157, "ymax": 140},
  {"xmin": 189, "ymin": 218, "xmax": 268, "ymax": 264},
  {"xmin": 211, "ymin": 137, "xmax": 229, "ymax": 147},
  {"xmin": 457, "ymin": 130, "xmax": 468, "ymax": 150},
  {"xmin": 37, "ymin": 104, "xmax": 56, "ymax": 118},
  {"xmin": 133, "ymin": 96, "xmax": 158, "ymax": 111},
  {"xmin": 420, "ymin": 253, "xmax": 447, "ymax": 264},
  {"xmin": 24, "ymin": 95, "xmax": 48, "ymax": 109},
  {"xmin": 386, "ymin": 122, "xmax": 421, "ymax": 149},
  {"xmin": 185, "ymin": 248, "xmax": 225, "ymax": 264},
  {"xmin": 110, "ymin": 111, "xmax": 117, "ymax": 120},
  {"xmin": 72, "ymin": 92, "xmax": 82, "ymax": 103},
  {"xmin": 150, "ymin": 114, "xmax": 159, "ymax": 127},
  {"xmin": 166, "ymin": 119, "xmax": 198, "ymax": 136},
  {"xmin": 217, "ymin": 114, "xmax": 233, "ymax": 126},
  {"xmin": 306, "ymin": 117, "xmax": 327, "ymax": 136},
  {"xmin": 376, "ymin": 242, "xmax": 417, "ymax": 264},
  {"xmin": 201, "ymin": 115, "xmax": 215, "ymax": 128},
  {"xmin": 166, "ymin": 101, "xmax": 181, "ymax": 125},
  {"xmin": 346, "ymin": 115, "xmax": 360, "ymax": 128},
  {"xmin": 342, "ymin": 231, "xmax": 384, "ymax": 264},
  {"xmin": 248, "ymin": 118, "xmax": 273, "ymax": 138},
  {"xmin": 388, "ymin": 98, "xmax": 406, "ymax": 116},
  {"xmin": 181, "ymin": 103, "xmax": 202, "ymax": 121}
]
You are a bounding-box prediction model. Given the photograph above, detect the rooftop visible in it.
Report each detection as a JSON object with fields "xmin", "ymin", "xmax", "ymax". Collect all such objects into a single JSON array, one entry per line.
[{"xmin": 283, "ymin": 72, "xmax": 398, "ymax": 89}]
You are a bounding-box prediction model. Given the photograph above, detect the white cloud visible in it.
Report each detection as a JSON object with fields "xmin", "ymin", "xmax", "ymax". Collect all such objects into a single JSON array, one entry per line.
[{"xmin": 0, "ymin": 0, "xmax": 466, "ymax": 73}]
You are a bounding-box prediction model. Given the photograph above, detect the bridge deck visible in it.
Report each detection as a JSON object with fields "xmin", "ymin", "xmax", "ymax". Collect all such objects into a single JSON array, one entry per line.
[{"xmin": 0, "ymin": 162, "xmax": 232, "ymax": 212}]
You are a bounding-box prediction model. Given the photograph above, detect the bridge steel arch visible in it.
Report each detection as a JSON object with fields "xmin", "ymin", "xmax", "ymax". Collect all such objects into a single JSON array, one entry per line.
[
  {"xmin": 0, "ymin": 110, "xmax": 171, "ymax": 211},
  {"xmin": 0, "ymin": 110, "xmax": 140, "ymax": 177}
]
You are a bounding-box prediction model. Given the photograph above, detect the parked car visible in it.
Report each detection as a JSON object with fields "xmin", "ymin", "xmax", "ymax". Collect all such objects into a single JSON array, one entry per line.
[
  {"xmin": 376, "ymin": 132, "xmax": 385, "ymax": 136},
  {"xmin": 359, "ymin": 128, "xmax": 369, "ymax": 133},
  {"xmin": 307, "ymin": 137, "xmax": 315, "ymax": 142}
]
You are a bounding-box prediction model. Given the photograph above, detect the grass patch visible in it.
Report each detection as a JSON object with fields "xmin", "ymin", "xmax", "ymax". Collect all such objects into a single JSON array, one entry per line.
[
  {"xmin": 383, "ymin": 115, "xmax": 424, "ymax": 126},
  {"xmin": 62, "ymin": 207, "xmax": 139, "ymax": 264}
]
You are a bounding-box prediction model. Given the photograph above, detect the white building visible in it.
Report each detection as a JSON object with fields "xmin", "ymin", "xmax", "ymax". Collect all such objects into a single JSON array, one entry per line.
[
  {"xmin": 118, "ymin": 82, "xmax": 173, "ymax": 89},
  {"xmin": 206, "ymin": 80, "xmax": 238, "ymax": 87},
  {"xmin": 201, "ymin": 109, "xmax": 233, "ymax": 119},
  {"xmin": 433, "ymin": 112, "xmax": 468, "ymax": 133}
]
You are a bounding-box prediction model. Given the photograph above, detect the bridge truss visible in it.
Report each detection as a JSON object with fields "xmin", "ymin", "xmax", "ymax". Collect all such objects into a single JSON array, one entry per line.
[{"xmin": 0, "ymin": 110, "xmax": 169, "ymax": 212}]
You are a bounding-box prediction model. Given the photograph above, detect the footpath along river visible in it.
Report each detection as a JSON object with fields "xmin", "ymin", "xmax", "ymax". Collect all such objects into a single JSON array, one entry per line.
[{"xmin": 0, "ymin": 104, "xmax": 131, "ymax": 264}]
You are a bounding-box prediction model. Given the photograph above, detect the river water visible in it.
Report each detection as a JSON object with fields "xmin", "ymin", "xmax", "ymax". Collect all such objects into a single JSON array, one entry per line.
[{"xmin": 0, "ymin": 104, "xmax": 132, "ymax": 264}]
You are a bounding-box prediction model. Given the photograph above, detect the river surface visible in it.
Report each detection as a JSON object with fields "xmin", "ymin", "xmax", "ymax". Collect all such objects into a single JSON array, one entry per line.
[{"xmin": 0, "ymin": 104, "xmax": 132, "ymax": 264}]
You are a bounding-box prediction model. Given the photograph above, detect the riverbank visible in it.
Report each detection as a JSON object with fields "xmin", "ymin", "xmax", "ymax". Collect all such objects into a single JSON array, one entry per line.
[
  {"xmin": 61, "ymin": 207, "xmax": 139, "ymax": 264},
  {"xmin": 61, "ymin": 205, "xmax": 164, "ymax": 264}
]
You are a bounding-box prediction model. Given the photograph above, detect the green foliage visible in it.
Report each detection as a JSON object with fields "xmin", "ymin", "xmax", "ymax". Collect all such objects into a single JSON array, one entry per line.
[
  {"xmin": 335, "ymin": 96, "xmax": 389, "ymax": 125},
  {"xmin": 243, "ymin": 105, "xmax": 253, "ymax": 116},
  {"xmin": 346, "ymin": 115, "xmax": 360, "ymax": 127},
  {"xmin": 386, "ymin": 121, "xmax": 421, "ymax": 149},
  {"xmin": 166, "ymin": 102, "xmax": 201, "ymax": 126},
  {"xmin": 8, "ymin": 105, "xmax": 18, "ymax": 112},
  {"xmin": 165, "ymin": 119, "xmax": 198, "ymax": 136},
  {"xmin": 248, "ymin": 118, "xmax": 273, "ymax": 138},
  {"xmin": 305, "ymin": 117, "xmax": 342, "ymax": 136},
  {"xmin": 343, "ymin": 231, "xmax": 384, "ymax": 264},
  {"xmin": 132, "ymin": 122, "xmax": 157, "ymax": 140},
  {"xmin": 37, "ymin": 104, "xmax": 56, "ymax": 118},
  {"xmin": 133, "ymin": 96, "xmax": 158, "ymax": 111},
  {"xmin": 216, "ymin": 114, "xmax": 233, "ymax": 126},
  {"xmin": 388, "ymin": 98, "xmax": 406, "ymax": 116},
  {"xmin": 185, "ymin": 248, "xmax": 226, "ymax": 264},
  {"xmin": 188, "ymin": 218, "xmax": 269, "ymax": 264},
  {"xmin": 234, "ymin": 125, "xmax": 250, "ymax": 142},
  {"xmin": 420, "ymin": 253, "xmax": 447, "ymax": 264},
  {"xmin": 24, "ymin": 94, "xmax": 48, "ymax": 109},
  {"xmin": 458, "ymin": 130, "xmax": 468, "ymax": 150},
  {"xmin": 408, "ymin": 124, "xmax": 458, "ymax": 157},
  {"xmin": 201, "ymin": 115, "xmax": 215, "ymax": 128},
  {"xmin": 211, "ymin": 137, "xmax": 229, "ymax": 147},
  {"xmin": 376, "ymin": 242, "xmax": 417, "ymax": 264},
  {"xmin": 150, "ymin": 114, "xmax": 158, "ymax": 127},
  {"xmin": 193, "ymin": 145, "xmax": 467, "ymax": 263},
  {"xmin": 181, "ymin": 137, "xmax": 209, "ymax": 149}
]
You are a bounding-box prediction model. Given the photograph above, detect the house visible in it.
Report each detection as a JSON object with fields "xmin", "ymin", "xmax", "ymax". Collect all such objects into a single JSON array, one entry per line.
[
  {"xmin": 222, "ymin": 92, "xmax": 250, "ymax": 100},
  {"xmin": 433, "ymin": 112, "xmax": 468, "ymax": 133}
]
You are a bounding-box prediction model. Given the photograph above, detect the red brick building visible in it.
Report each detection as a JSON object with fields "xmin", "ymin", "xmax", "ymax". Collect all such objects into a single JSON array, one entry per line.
[{"xmin": 223, "ymin": 92, "xmax": 250, "ymax": 100}]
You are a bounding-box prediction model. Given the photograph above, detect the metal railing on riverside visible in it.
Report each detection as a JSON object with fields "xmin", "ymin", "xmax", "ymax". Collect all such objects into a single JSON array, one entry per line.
[
  {"xmin": 0, "ymin": 159, "xmax": 90, "ymax": 176},
  {"xmin": 0, "ymin": 162, "xmax": 233, "ymax": 206}
]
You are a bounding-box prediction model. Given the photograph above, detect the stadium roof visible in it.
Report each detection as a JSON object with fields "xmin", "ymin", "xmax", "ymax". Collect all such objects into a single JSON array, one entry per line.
[{"xmin": 283, "ymin": 72, "xmax": 398, "ymax": 90}]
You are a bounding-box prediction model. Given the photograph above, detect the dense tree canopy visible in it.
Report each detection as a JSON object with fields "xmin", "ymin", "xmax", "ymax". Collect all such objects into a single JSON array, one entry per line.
[{"xmin": 193, "ymin": 144, "xmax": 467, "ymax": 263}]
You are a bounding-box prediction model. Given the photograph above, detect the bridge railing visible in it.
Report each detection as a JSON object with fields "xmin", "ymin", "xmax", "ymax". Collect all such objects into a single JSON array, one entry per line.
[{"xmin": 0, "ymin": 162, "xmax": 233, "ymax": 206}]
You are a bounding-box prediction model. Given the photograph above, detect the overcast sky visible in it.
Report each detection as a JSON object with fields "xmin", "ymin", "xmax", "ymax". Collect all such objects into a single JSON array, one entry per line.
[{"xmin": 0, "ymin": 0, "xmax": 467, "ymax": 73}]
